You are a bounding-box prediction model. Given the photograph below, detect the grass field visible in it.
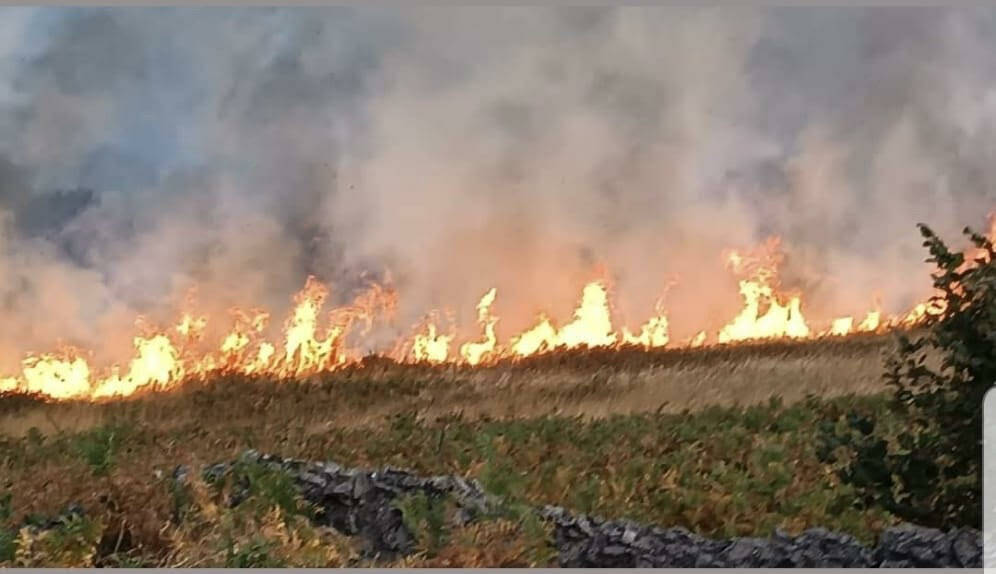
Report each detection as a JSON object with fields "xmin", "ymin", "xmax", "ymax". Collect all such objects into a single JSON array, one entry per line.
[{"xmin": 0, "ymin": 333, "xmax": 913, "ymax": 566}]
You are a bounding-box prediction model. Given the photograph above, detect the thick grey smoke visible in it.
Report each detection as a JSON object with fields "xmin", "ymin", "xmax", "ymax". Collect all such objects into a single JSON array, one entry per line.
[{"xmin": 0, "ymin": 6, "xmax": 993, "ymax": 367}]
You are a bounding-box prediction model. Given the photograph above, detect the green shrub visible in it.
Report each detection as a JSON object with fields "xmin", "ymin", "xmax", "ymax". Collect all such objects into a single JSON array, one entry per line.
[
  {"xmin": 474, "ymin": 431, "xmax": 525, "ymax": 502},
  {"xmin": 71, "ymin": 423, "xmax": 125, "ymax": 477},
  {"xmin": 14, "ymin": 513, "xmax": 102, "ymax": 567},
  {"xmin": 224, "ymin": 537, "xmax": 284, "ymax": 567},
  {"xmin": 228, "ymin": 458, "xmax": 309, "ymax": 523},
  {"xmin": 395, "ymin": 490, "xmax": 450, "ymax": 556},
  {"xmin": 821, "ymin": 223, "xmax": 995, "ymax": 528},
  {"xmin": 0, "ymin": 493, "xmax": 14, "ymax": 563}
]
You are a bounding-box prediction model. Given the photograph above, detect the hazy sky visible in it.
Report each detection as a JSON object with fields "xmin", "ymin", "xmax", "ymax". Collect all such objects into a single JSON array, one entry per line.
[{"xmin": 0, "ymin": 7, "xmax": 993, "ymax": 360}]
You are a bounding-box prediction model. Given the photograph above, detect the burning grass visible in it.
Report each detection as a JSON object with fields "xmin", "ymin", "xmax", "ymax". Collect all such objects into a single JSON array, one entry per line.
[
  {"xmin": 0, "ymin": 332, "xmax": 896, "ymax": 437},
  {"xmin": 0, "ymin": 334, "xmax": 906, "ymax": 566},
  {"xmin": 5, "ymin": 212, "xmax": 978, "ymax": 403}
]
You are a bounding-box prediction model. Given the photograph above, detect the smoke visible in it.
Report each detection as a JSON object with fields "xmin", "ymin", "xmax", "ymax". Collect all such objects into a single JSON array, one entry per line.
[{"xmin": 0, "ymin": 6, "xmax": 993, "ymax": 364}]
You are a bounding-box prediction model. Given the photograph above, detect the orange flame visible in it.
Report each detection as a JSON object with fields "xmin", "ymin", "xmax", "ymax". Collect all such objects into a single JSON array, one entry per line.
[
  {"xmin": 4, "ymin": 212, "xmax": 993, "ymax": 401},
  {"xmin": 412, "ymin": 321, "xmax": 453, "ymax": 364},
  {"xmin": 687, "ymin": 331, "xmax": 707, "ymax": 348},
  {"xmin": 460, "ymin": 287, "xmax": 499, "ymax": 365},
  {"xmin": 508, "ymin": 281, "xmax": 619, "ymax": 357},
  {"xmin": 717, "ymin": 240, "xmax": 810, "ymax": 343},
  {"xmin": 622, "ymin": 300, "xmax": 670, "ymax": 348}
]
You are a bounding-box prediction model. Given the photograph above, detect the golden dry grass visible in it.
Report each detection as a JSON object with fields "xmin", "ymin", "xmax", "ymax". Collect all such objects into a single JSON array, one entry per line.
[
  {"xmin": 0, "ymin": 332, "xmax": 908, "ymax": 566},
  {"xmin": 0, "ymin": 333, "xmax": 894, "ymax": 438}
]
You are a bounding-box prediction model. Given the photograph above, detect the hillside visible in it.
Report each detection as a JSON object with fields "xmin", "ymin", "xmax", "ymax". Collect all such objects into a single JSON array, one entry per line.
[{"xmin": 0, "ymin": 333, "xmax": 934, "ymax": 566}]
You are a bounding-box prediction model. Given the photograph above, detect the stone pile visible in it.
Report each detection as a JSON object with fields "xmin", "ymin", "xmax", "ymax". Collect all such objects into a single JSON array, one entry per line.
[{"xmin": 170, "ymin": 450, "xmax": 982, "ymax": 568}]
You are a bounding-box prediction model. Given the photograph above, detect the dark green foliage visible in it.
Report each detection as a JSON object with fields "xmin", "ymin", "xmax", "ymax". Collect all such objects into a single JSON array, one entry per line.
[
  {"xmin": 228, "ymin": 458, "xmax": 309, "ymax": 523},
  {"xmin": 167, "ymin": 473, "xmax": 194, "ymax": 525},
  {"xmin": 395, "ymin": 491, "xmax": 450, "ymax": 556},
  {"xmin": 0, "ymin": 493, "xmax": 14, "ymax": 562},
  {"xmin": 46, "ymin": 512, "xmax": 102, "ymax": 555},
  {"xmin": 71, "ymin": 423, "xmax": 126, "ymax": 477},
  {"xmin": 823, "ymin": 223, "xmax": 995, "ymax": 528},
  {"xmin": 474, "ymin": 431, "xmax": 526, "ymax": 503},
  {"xmin": 224, "ymin": 538, "xmax": 283, "ymax": 568}
]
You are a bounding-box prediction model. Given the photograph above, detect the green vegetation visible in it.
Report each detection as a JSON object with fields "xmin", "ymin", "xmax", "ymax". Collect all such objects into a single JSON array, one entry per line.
[
  {"xmin": 823, "ymin": 224, "xmax": 994, "ymax": 529},
  {"xmin": 0, "ymin": 386, "xmax": 902, "ymax": 566},
  {"xmin": 1, "ymin": 220, "xmax": 988, "ymax": 565},
  {"xmin": 0, "ymin": 493, "xmax": 14, "ymax": 563},
  {"xmin": 71, "ymin": 422, "xmax": 127, "ymax": 477},
  {"xmin": 396, "ymin": 491, "xmax": 452, "ymax": 556}
]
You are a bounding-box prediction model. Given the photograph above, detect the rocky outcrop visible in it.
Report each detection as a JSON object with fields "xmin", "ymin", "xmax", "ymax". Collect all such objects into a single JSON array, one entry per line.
[
  {"xmin": 172, "ymin": 451, "xmax": 983, "ymax": 567},
  {"xmin": 540, "ymin": 506, "xmax": 981, "ymax": 567}
]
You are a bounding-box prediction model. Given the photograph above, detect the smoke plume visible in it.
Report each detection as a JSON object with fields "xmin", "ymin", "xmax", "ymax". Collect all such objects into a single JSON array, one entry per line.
[{"xmin": 0, "ymin": 6, "xmax": 993, "ymax": 367}]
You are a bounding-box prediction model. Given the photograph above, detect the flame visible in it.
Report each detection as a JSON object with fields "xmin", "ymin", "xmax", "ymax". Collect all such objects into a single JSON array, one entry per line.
[
  {"xmin": 0, "ymin": 376, "xmax": 17, "ymax": 393},
  {"xmin": 717, "ymin": 241, "xmax": 810, "ymax": 344},
  {"xmin": 508, "ymin": 281, "xmax": 619, "ymax": 357},
  {"xmin": 687, "ymin": 331, "xmax": 707, "ymax": 348},
  {"xmin": 818, "ymin": 307, "xmax": 882, "ymax": 338},
  {"xmin": 93, "ymin": 335, "xmax": 182, "ymax": 398},
  {"xmin": 214, "ymin": 310, "xmax": 270, "ymax": 372},
  {"xmin": 827, "ymin": 317, "xmax": 853, "ymax": 337},
  {"xmin": 175, "ymin": 313, "xmax": 207, "ymax": 341},
  {"xmin": 412, "ymin": 322, "xmax": 452, "ymax": 364},
  {"xmin": 509, "ymin": 315, "xmax": 559, "ymax": 357},
  {"xmin": 890, "ymin": 300, "xmax": 946, "ymax": 329},
  {"xmin": 334, "ymin": 283, "xmax": 398, "ymax": 337},
  {"xmin": 280, "ymin": 276, "xmax": 341, "ymax": 375},
  {"xmin": 460, "ymin": 287, "xmax": 499, "ymax": 365},
  {"xmin": 622, "ymin": 301, "xmax": 670, "ymax": 348},
  {"xmin": 963, "ymin": 212, "xmax": 996, "ymax": 268},
  {"xmin": 556, "ymin": 282, "xmax": 617, "ymax": 349},
  {"xmin": 858, "ymin": 310, "xmax": 881, "ymax": 332},
  {"xmin": 3, "ymin": 213, "xmax": 993, "ymax": 401},
  {"xmin": 22, "ymin": 352, "xmax": 91, "ymax": 399}
]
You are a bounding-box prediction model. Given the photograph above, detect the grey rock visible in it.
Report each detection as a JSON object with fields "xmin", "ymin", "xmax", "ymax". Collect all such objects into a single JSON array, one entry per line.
[
  {"xmin": 200, "ymin": 450, "xmax": 981, "ymax": 568},
  {"xmin": 952, "ymin": 527, "xmax": 983, "ymax": 567}
]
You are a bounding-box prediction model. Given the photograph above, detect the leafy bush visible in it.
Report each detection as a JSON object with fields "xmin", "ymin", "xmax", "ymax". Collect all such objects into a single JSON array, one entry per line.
[
  {"xmin": 14, "ymin": 513, "xmax": 102, "ymax": 567},
  {"xmin": 233, "ymin": 459, "xmax": 306, "ymax": 522},
  {"xmin": 0, "ymin": 493, "xmax": 14, "ymax": 563},
  {"xmin": 162, "ymin": 470, "xmax": 356, "ymax": 567},
  {"xmin": 474, "ymin": 431, "xmax": 526, "ymax": 502},
  {"xmin": 224, "ymin": 537, "xmax": 284, "ymax": 568},
  {"xmin": 391, "ymin": 516, "xmax": 556, "ymax": 568},
  {"xmin": 395, "ymin": 490, "xmax": 451, "ymax": 556},
  {"xmin": 821, "ymin": 223, "xmax": 995, "ymax": 528},
  {"xmin": 71, "ymin": 423, "xmax": 125, "ymax": 477}
]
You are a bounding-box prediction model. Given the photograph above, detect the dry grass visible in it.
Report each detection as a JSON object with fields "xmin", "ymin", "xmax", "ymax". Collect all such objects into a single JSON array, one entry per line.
[
  {"xmin": 0, "ymin": 333, "xmax": 894, "ymax": 438},
  {"xmin": 0, "ymin": 333, "xmax": 908, "ymax": 566}
]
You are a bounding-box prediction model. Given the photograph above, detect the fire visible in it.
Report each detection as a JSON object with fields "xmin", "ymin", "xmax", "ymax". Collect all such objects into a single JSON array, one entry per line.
[
  {"xmin": 557, "ymin": 282, "xmax": 618, "ymax": 349},
  {"xmin": 622, "ymin": 301, "xmax": 670, "ymax": 348},
  {"xmin": 827, "ymin": 317, "xmax": 853, "ymax": 337},
  {"xmin": 718, "ymin": 281, "xmax": 810, "ymax": 343},
  {"xmin": 687, "ymin": 331, "xmax": 707, "ymax": 348},
  {"xmin": 509, "ymin": 315, "xmax": 559, "ymax": 357},
  {"xmin": 220, "ymin": 331, "xmax": 249, "ymax": 355},
  {"xmin": 280, "ymin": 276, "xmax": 340, "ymax": 375},
  {"xmin": 22, "ymin": 352, "xmax": 91, "ymax": 399},
  {"xmin": 0, "ymin": 377, "xmax": 17, "ymax": 393},
  {"xmin": 507, "ymin": 281, "xmax": 618, "ymax": 357},
  {"xmin": 963, "ymin": 212, "xmax": 996, "ymax": 268},
  {"xmin": 412, "ymin": 322, "xmax": 452, "ymax": 364},
  {"xmin": 216, "ymin": 310, "xmax": 271, "ymax": 372},
  {"xmin": 2, "ymin": 213, "xmax": 992, "ymax": 402},
  {"xmin": 857, "ymin": 310, "xmax": 881, "ymax": 332},
  {"xmin": 176, "ymin": 313, "xmax": 207, "ymax": 341},
  {"xmin": 717, "ymin": 240, "xmax": 811, "ymax": 343},
  {"xmin": 460, "ymin": 288, "xmax": 498, "ymax": 365},
  {"xmin": 93, "ymin": 335, "xmax": 182, "ymax": 398}
]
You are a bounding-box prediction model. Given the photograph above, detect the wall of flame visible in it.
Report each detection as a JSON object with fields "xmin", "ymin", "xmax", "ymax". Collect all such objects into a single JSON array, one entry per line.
[{"xmin": 2, "ymin": 213, "xmax": 990, "ymax": 402}]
